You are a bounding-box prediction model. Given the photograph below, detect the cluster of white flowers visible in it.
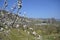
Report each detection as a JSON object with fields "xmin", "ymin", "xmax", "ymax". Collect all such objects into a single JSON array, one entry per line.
[
  {"xmin": 29, "ymin": 27, "xmax": 33, "ymax": 30},
  {"xmin": 3, "ymin": 0, "xmax": 22, "ymax": 13},
  {"xmin": 0, "ymin": 27, "xmax": 4, "ymax": 31},
  {"xmin": 4, "ymin": 0, "xmax": 8, "ymax": 9},
  {"xmin": 32, "ymin": 31, "xmax": 37, "ymax": 36},
  {"xmin": 1, "ymin": 11, "xmax": 4, "ymax": 16},
  {"xmin": 23, "ymin": 24, "xmax": 27, "ymax": 29},
  {"xmin": 37, "ymin": 35, "xmax": 43, "ymax": 40},
  {"xmin": 17, "ymin": 0, "xmax": 22, "ymax": 9},
  {"xmin": 16, "ymin": 24, "xmax": 20, "ymax": 28}
]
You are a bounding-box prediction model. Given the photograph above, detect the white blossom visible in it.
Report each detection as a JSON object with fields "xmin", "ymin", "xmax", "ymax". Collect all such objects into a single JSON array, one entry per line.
[
  {"xmin": 0, "ymin": 28, "xmax": 4, "ymax": 31},
  {"xmin": 16, "ymin": 24, "xmax": 19, "ymax": 28},
  {"xmin": 17, "ymin": 0, "xmax": 22, "ymax": 9},
  {"xmin": 32, "ymin": 31, "xmax": 36, "ymax": 35},
  {"xmin": 23, "ymin": 25, "xmax": 27, "ymax": 29},
  {"xmin": 37, "ymin": 35, "xmax": 43, "ymax": 40},
  {"xmin": 4, "ymin": 0, "xmax": 8, "ymax": 8},
  {"xmin": 29, "ymin": 27, "xmax": 33, "ymax": 30}
]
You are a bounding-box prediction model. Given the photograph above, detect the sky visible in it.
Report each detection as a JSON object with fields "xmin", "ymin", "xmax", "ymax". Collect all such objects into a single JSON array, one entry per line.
[{"xmin": 0, "ymin": 0, "xmax": 60, "ymax": 19}]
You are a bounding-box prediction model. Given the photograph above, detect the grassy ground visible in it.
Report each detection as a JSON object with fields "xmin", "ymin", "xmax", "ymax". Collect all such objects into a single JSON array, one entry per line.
[
  {"xmin": 0, "ymin": 28, "xmax": 60, "ymax": 40},
  {"xmin": 0, "ymin": 28, "xmax": 35, "ymax": 40}
]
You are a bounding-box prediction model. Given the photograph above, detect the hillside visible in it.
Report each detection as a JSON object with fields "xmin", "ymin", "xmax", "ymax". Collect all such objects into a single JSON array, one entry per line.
[{"xmin": 0, "ymin": 10, "xmax": 60, "ymax": 40}]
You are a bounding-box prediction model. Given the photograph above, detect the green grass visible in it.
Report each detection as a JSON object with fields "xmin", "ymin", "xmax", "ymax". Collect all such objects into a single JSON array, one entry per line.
[
  {"xmin": 0, "ymin": 26, "xmax": 60, "ymax": 40},
  {"xmin": 0, "ymin": 28, "xmax": 60, "ymax": 40},
  {"xmin": 0, "ymin": 28, "xmax": 35, "ymax": 40}
]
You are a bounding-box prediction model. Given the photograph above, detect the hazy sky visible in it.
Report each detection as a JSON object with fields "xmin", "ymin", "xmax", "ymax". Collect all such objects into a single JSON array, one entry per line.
[{"xmin": 0, "ymin": 0, "xmax": 60, "ymax": 19}]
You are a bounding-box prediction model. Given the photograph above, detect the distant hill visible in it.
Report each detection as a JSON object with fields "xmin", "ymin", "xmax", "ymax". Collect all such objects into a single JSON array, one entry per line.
[{"xmin": 0, "ymin": 10, "xmax": 60, "ymax": 27}]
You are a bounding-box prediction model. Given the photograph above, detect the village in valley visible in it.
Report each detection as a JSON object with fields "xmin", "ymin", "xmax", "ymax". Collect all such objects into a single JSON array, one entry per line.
[{"xmin": 0, "ymin": 0, "xmax": 60, "ymax": 40}]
